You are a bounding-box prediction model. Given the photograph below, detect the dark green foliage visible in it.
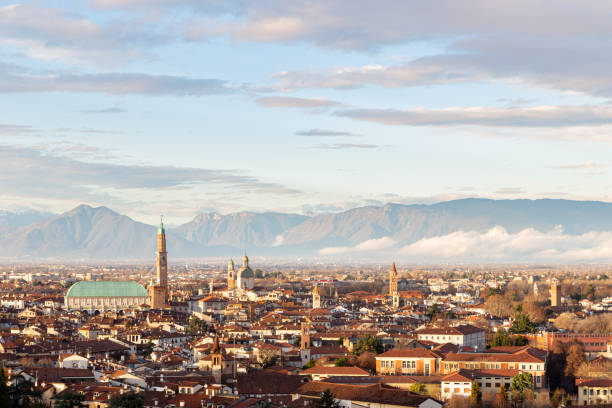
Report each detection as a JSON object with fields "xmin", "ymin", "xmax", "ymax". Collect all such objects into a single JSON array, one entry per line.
[
  {"xmin": 142, "ymin": 341, "xmax": 154, "ymax": 358},
  {"xmin": 492, "ymin": 330, "xmax": 512, "ymax": 347},
  {"xmin": 509, "ymin": 313, "xmax": 535, "ymax": 334},
  {"xmin": 53, "ymin": 391, "xmax": 85, "ymax": 408},
  {"xmin": 352, "ymin": 335, "xmax": 383, "ymax": 355},
  {"xmin": 334, "ymin": 357, "xmax": 348, "ymax": 367},
  {"xmin": 187, "ymin": 317, "xmax": 209, "ymax": 335},
  {"xmin": 303, "ymin": 360, "xmax": 316, "ymax": 369},
  {"xmin": 486, "ymin": 287, "xmax": 501, "ymax": 297},
  {"xmin": 109, "ymin": 392, "xmax": 144, "ymax": 408},
  {"xmin": 470, "ymin": 381, "xmax": 482, "ymax": 405},
  {"xmin": 409, "ymin": 383, "xmax": 428, "ymax": 395},
  {"xmin": 510, "ymin": 372, "xmax": 533, "ymax": 400},
  {"xmin": 314, "ymin": 390, "xmax": 339, "ymax": 408},
  {"xmin": 514, "ymin": 335, "xmax": 528, "ymax": 346},
  {"xmin": 0, "ymin": 367, "xmax": 10, "ymax": 408}
]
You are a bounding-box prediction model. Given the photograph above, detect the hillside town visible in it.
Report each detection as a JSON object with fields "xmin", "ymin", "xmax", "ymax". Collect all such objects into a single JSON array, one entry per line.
[{"xmin": 0, "ymin": 226, "xmax": 610, "ymax": 408}]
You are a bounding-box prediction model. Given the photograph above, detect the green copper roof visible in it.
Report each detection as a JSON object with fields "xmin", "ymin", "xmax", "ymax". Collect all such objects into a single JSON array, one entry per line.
[
  {"xmin": 159, "ymin": 217, "xmax": 165, "ymax": 234},
  {"xmin": 66, "ymin": 281, "xmax": 148, "ymax": 298}
]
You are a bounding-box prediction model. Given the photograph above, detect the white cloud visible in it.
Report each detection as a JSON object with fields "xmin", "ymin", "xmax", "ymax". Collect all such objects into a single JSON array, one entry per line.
[
  {"xmin": 401, "ymin": 226, "xmax": 612, "ymax": 262},
  {"xmin": 553, "ymin": 161, "xmax": 603, "ymax": 170},
  {"xmin": 318, "ymin": 237, "xmax": 396, "ymax": 255},
  {"xmin": 271, "ymin": 234, "xmax": 285, "ymax": 247},
  {"xmin": 0, "ymin": 62, "xmax": 232, "ymax": 96},
  {"xmin": 0, "ymin": 4, "xmax": 163, "ymax": 65},
  {"xmin": 256, "ymin": 96, "xmax": 340, "ymax": 108},
  {"xmin": 310, "ymin": 143, "xmax": 381, "ymax": 150},
  {"xmin": 295, "ymin": 129, "xmax": 357, "ymax": 137},
  {"xmin": 336, "ymin": 105, "xmax": 612, "ymax": 128}
]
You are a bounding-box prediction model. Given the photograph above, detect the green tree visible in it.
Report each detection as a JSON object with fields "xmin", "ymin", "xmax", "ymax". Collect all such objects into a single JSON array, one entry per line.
[
  {"xmin": 514, "ymin": 335, "xmax": 527, "ymax": 346},
  {"xmin": 409, "ymin": 383, "xmax": 428, "ymax": 395},
  {"xmin": 492, "ymin": 330, "xmax": 512, "ymax": 347},
  {"xmin": 494, "ymin": 384, "xmax": 508, "ymax": 408},
  {"xmin": 352, "ymin": 335, "xmax": 383, "ymax": 355},
  {"xmin": 142, "ymin": 341, "xmax": 154, "ymax": 358},
  {"xmin": 550, "ymin": 388, "xmax": 565, "ymax": 408},
  {"xmin": 470, "ymin": 381, "xmax": 482, "ymax": 406},
  {"xmin": 510, "ymin": 372, "xmax": 533, "ymax": 400},
  {"xmin": 187, "ymin": 317, "xmax": 208, "ymax": 335},
  {"xmin": 314, "ymin": 390, "xmax": 340, "ymax": 408},
  {"xmin": 303, "ymin": 360, "xmax": 316, "ymax": 369},
  {"xmin": 53, "ymin": 391, "xmax": 85, "ymax": 408},
  {"xmin": 334, "ymin": 357, "xmax": 348, "ymax": 367},
  {"xmin": 9, "ymin": 377, "xmax": 41, "ymax": 408},
  {"xmin": 0, "ymin": 367, "xmax": 10, "ymax": 408},
  {"xmin": 292, "ymin": 337, "xmax": 301, "ymax": 347},
  {"xmin": 109, "ymin": 392, "xmax": 143, "ymax": 408},
  {"xmin": 509, "ymin": 313, "xmax": 535, "ymax": 334},
  {"xmin": 425, "ymin": 304, "xmax": 438, "ymax": 319}
]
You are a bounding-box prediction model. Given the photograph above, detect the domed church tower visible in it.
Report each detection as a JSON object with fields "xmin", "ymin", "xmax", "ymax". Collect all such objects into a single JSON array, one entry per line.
[{"xmin": 236, "ymin": 254, "xmax": 254, "ymax": 290}]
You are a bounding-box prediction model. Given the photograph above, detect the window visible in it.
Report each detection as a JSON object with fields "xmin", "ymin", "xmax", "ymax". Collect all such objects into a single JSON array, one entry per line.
[
  {"xmin": 412, "ymin": 361, "xmax": 416, "ymax": 369},
  {"xmin": 402, "ymin": 361, "xmax": 407, "ymax": 368},
  {"xmin": 584, "ymin": 390, "xmax": 587, "ymax": 396},
  {"xmin": 486, "ymin": 383, "xmax": 491, "ymax": 388}
]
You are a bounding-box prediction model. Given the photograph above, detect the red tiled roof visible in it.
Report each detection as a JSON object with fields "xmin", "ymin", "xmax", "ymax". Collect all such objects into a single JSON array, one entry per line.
[
  {"xmin": 576, "ymin": 379, "xmax": 612, "ymax": 387},
  {"xmin": 417, "ymin": 324, "xmax": 484, "ymax": 336},
  {"xmin": 296, "ymin": 382, "xmax": 440, "ymax": 407},
  {"xmin": 443, "ymin": 352, "xmax": 545, "ymax": 363},
  {"xmin": 442, "ymin": 368, "xmax": 518, "ymax": 382},
  {"xmin": 300, "ymin": 366, "xmax": 369, "ymax": 376},
  {"xmin": 377, "ymin": 348, "xmax": 443, "ymax": 359}
]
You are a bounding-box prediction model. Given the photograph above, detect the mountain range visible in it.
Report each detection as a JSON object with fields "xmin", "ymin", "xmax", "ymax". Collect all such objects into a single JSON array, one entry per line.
[{"xmin": 2, "ymin": 198, "xmax": 612, "ymax": 260}]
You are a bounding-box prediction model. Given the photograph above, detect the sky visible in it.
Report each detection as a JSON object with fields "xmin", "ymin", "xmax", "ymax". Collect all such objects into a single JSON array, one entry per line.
[{"xmin": 2, "ymin": 0, "xmax": 612, "ymax": 225}]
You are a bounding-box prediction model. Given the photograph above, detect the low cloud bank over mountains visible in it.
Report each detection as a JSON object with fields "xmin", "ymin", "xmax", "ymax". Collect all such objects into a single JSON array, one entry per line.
[{"xmin": 2, "ymin": 198, "xmax": 612, "ymax": 262}]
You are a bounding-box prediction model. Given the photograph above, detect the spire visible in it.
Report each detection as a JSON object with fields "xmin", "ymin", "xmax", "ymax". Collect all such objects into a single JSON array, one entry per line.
[
  {"xmin": 212, "ymin": 335, "xmax": 221, "ymax": 354},
  {"xmin": 313, "ymin": 283, "xmax": 320, "ymax": 295},
  {"xmin": 242, "ymin": 253, "xmax": 249, "ymax": 267},
  {"xmin": 391, "ymin": 262, "xmax": 397, "ymax": 273},
  {"xmin": 158, "ymin": 215, "xmax": 165, "ymax": 234}
]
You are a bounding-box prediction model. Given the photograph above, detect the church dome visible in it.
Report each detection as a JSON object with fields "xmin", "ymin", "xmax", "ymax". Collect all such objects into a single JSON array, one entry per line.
[{"xmin": 237, "ymin": 255, "xmax": 254, "ymax": 278}]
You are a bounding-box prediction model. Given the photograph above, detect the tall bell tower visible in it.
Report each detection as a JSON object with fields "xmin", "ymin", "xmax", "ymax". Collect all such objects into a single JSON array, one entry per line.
[
  {"xmin": 157, "ymin": 217, "xmax": 168, "ymax": 288},
  {"xmin": 389, "ymin": 262, "xmax": 398, "ymax": 296},
  {"xmin": 150, "ymin": 216, "xmax": 168, "ymax": 309}
]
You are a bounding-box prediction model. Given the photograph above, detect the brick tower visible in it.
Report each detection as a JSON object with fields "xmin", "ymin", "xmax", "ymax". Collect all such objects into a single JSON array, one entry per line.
[{"xmin": 149, "ymin": 216, "xmax": 168, "ymax": 309}]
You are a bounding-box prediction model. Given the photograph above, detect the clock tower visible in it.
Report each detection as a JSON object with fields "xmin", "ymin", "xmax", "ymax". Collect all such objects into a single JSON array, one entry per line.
[
  {"xmin": 149, "ymin": 217, "xmax": 168, "ymax": 309},
  {"xmin": 157, "ymin": 217, "xmax": 168, "ymax": 288}
]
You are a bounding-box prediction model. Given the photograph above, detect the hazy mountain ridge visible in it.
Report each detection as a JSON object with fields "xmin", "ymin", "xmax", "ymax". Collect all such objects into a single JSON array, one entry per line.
[
  {"xmin": 174, "ymin": 211, "xmax": 308, "ymax": 248},
  {"xmin": 0, "ymin": 210, "xmax": 54, "ymax": 234},
  {"xmin": 3, "ymin": 199, "xmax": 612, "ymax": 259},
  {"xmin": 0, "ymin": 205, "xmax": 200, "ymax": 259}
]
